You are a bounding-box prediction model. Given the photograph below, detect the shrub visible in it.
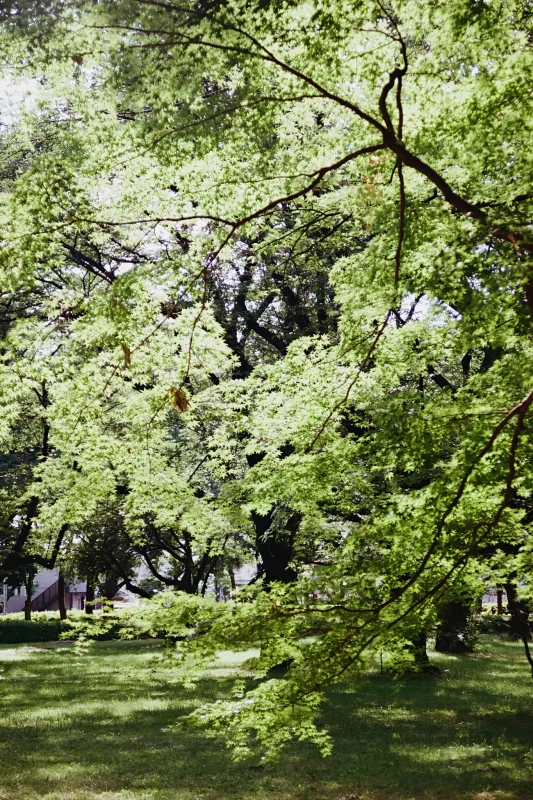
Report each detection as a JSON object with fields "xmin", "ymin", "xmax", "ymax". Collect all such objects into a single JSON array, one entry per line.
[
  {"xmin": 0, "ymin": 610, "xmax": 161, "ymax": 645},
  {"xmin": 478, "ymin": 614, "xmax": 511, "ymax": 635},
  {"xmin": 0, "ymin": 614, "xmax": 74, "ymax": 644}
]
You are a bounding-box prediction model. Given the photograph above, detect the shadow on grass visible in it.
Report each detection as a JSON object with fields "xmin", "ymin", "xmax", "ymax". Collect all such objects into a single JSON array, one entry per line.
[{"xmin": 0, "ymin": 637, "xmax": 532, "ymax": 800}]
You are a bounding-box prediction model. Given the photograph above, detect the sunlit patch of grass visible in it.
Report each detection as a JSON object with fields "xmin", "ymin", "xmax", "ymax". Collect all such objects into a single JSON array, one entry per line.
[
  {"xmin": 4, "ymin": 696, "xmax": 174, "ymax": 726},
  {"xmin": 0, "ymin": 635, "xmax": 532, "ymax": 799}
]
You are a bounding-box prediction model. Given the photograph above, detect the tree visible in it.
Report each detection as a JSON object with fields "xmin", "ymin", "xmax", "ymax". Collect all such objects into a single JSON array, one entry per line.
[{"xmin": 1, "ymin": 0, "xmax": 533, "ymax": 757}]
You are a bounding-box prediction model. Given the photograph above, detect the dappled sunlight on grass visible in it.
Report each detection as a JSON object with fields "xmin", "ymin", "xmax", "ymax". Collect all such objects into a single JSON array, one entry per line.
[
  {"xmin": 398, "ymin": 743, "xmax": 497, "ymax": 764},
  {"xmin": 0, "ymin": 635, "xmax": 532, "ymax": 799},
  {"xmin": 5, "ymin": 696, "xmax": 174, "ymax": 726},
  {"xmin": 0, "ymin": 647, "xmax": 40, "ymax": 661}
]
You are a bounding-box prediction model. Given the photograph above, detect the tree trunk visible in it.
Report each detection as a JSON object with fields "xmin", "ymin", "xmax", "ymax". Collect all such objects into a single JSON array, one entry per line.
[
  {"xmin": 505, "ymin": 582, "xmax": 533, "ymax": 678},
  {"xmin": 411, "ymin": 631, "xmax": 430, "ymax": 667},
  {"xmin": 252, "ymin": 509, "xmax": 299, "ymax": 586},
  {"xmin": 57, "ymin": 572, "xmax": 67, "ymax": 620},
  {"xmin": 497, "ymin": 589, "xmax": 504, "ymax": 615},
  {"xmin": 246, "ymin": 453, "xmax": 299, "ymax": 587},
  {"xmin": 435, "ymin": 599, "xmax": 473, "ymax": 653},
  {"xmin": 403, "ymin": 630, "xmax": 439, "ymax": 675},
  {"xmin": 85, "ymin": 576, "xmax": 95, "ymax": 614},
  {"xmin": 251, "ymin": 508, "xmax": 300, "ymax": 673},
  {"xmin": 24, "ymin": 572, "xmax": 33, "ymax": 621},
  {"xmin": 102, "ymin": 572, "xmax": 119, "ymax": 606}
]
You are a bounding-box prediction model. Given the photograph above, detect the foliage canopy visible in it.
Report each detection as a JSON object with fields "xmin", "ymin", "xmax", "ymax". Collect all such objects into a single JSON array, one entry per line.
[{"xmin": 1, "ymin": 0, "xmax": 533, "ymax": 756}]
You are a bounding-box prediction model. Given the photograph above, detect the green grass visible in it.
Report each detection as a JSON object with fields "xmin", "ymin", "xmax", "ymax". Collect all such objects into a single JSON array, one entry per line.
[{"xmin": 0, "ymin": 635, "xmax": 532, "ymax": 800}]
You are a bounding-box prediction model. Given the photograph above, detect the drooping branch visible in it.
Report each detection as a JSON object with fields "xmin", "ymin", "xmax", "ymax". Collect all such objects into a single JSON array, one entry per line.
[{"xmin": 132, "ymin": 12, "xmax": 533, "ymax": 268}]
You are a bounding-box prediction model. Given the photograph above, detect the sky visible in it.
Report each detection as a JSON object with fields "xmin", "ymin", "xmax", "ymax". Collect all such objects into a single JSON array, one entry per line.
[{"xmin": 0, "ymin": 75, "xmax": 39, "ymax": 127}]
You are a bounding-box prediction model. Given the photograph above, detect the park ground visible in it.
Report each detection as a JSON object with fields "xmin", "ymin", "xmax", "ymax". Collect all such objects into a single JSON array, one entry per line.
[{"xmin": 0, "ymin": 635, "xmax": 532, "ymax": 800}]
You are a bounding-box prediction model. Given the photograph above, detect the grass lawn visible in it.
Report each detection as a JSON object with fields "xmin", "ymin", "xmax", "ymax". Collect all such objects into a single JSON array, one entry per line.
[{"xmin": 0, "ymin": 635, "xmax": 532, "ymax": 800}]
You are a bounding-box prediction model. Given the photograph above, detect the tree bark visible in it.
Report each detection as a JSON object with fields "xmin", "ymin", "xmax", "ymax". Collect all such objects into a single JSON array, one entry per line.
[
  {"xmin": 435, "ymin": 599, "xmax": 473, "ymax": 653},
  {"xmin": 411, "ymin": 631, "xmax": 430, "ymax": 667},
  {"xmin": 102, "ymin": 572, "xmax": 119, "ymax": 607},
  {"xmin": 85, "ymin": 576, "xmax": 95, "ymax": 614},
  {"xmin": 252, "ymin": 509, "xmax": 299, "ymax": 586},
  {"xmin": 497, "ymin": 589, "xmax": 504, "ymax": 615},
  {"xmin": 57, "ymin": 572, "xmax": 67, "ymax": 620},
  {"xmin": 505, "ymin": 582, "xmax": 533, "ymax": 678},
  {"xmin": 24, "ymin": 572, "xmax": 33, "ymax": 621}
]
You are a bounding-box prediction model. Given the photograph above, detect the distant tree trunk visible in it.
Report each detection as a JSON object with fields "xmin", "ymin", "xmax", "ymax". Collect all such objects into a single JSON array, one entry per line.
[
  {"xmin": 435, "ymin": 599, "xmax": 473, "ymax": 653},
  {"xmin": 85, "ymin": 576, "xmax": 95, "ymax": 615},
  {"xmin": 402, "ymin": 630, "xmax": 439, "ymax": 675},
  {"xmin": 24, "ymin": 572, "xmax": 33, "ymax": 621},
  {"xmin": 252, "ymin": 509, "xmax": 299, "ymax": 586},
  {"xmin": 102, "ymin": 572, "xmax": 119, "ymax": 608},
  {"xmin": 250, "ymin": 507, "xmax": 300, "ymax": 673},
  {"xmin": 229, "ymin": 569, "xmax": 236, "ymax": 593},
  {"xmin": 505, "ymin": 582, "xmax": 533, "ymax": 678},
  {"xmin": 497, "ymin": 589, "xmax": 504, "ymax": 615},
  {"xmin": 246, "ymin": 453, "xmax": 299, "ymax": 588},
  {"xmin": 411, "ymin": 631, "xmax": 430, "ymax": 667},
  {"xmin": 57, "ymin": 572, "xmax": 67, "ymax": 620},
  {"xmin": 179, "ymin": 562, "xmax": 194, "ymax": 594}
]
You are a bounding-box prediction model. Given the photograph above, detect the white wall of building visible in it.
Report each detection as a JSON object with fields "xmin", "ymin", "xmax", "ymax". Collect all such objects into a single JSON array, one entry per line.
[{"xmin": 4, "ymin": 568, "xmax": 80, "ymax": 613}]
